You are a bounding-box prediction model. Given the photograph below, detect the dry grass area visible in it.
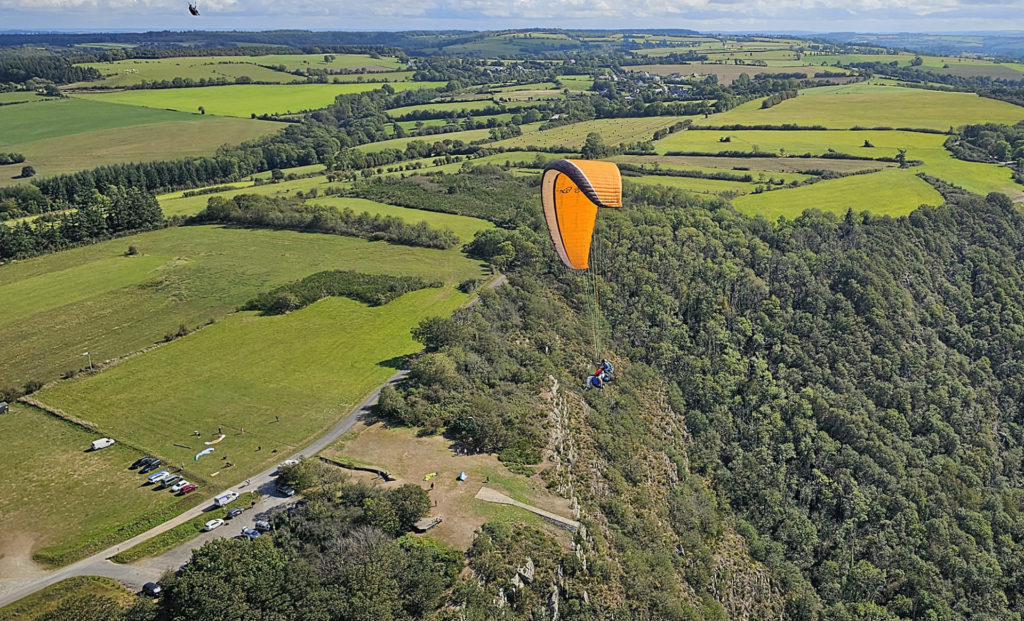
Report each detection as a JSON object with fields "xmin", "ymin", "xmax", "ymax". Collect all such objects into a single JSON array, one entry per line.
[{"xmin": 324, "ymin": 422, "xmax": 574, "ymax": 549}]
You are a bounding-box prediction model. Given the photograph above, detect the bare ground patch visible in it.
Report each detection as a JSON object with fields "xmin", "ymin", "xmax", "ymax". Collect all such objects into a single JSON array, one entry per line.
[{"xmin": 323, "ymin": 422, "xmax": 574, "ymax": 549}]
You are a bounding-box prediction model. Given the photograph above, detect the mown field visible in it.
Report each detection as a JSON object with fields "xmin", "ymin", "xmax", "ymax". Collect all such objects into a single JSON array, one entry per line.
[
  {"xmin": 74, "ymin": 53, "xmax": 408, "ymax": 88},
  {"xmin": 0, "ymin": 98, "xmax": 280, "ymax": 185},
  {"xmin": 492, "ymin": 116, "xmax": 689, "ymax": 149},
  {"xmin": 691, "ymin": 84, "xmax": 1024, "ymax": 130},
  {"xmin": 0, "ymin": 576, "xmax": 133, "ymax": 620},
  {"xmin": 655, "ymin": 128, "xmax": 1022, "ymax": 198},
  {"xmin": 0, "ymin": 218, "xmax": 488, "ymax": 387},
  {"xmin": 0, "ymin": 403, "xmax": 202, "ymax": 568},
  {"xmin": 35, "ymin": 287, "xmax": 473, "ymax": 506},
  {"xmin": 731, "ymin": 167, "xmax": 944, "ymax": 219},
  {"xmin": 75, "ymin": 81, "xmax": 446, "ymax": 118},
  {"xmin": 629, "ymin": 63, "xmax": 849, "ymax": 84},
  {"xmin": 0, "ymin": 92, "xmax": 58, "ymax": 105}
]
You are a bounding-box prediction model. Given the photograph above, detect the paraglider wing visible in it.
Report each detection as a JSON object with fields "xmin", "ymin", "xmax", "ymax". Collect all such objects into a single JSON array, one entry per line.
[{"xmin": 541, "ymin": 159, "xmax": 622, "ymax": 270}]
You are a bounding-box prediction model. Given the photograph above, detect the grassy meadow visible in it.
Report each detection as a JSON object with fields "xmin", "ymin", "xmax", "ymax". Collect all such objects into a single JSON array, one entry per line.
[
  {"xmin": 731, "ymin": 167, "xmax": 944, "ymax": 219},
  {"xmin": 35, "ymin": 287, "xmax": 472, "ymax": 498},
  {"xmin": 0, "ymin": 576, "xmax": 134, "ymax": 620},
  {"xmin": 493, "ymin": 116, "xmax": 689, "ymax": 149},
  {"xmin": 75, "ymin": 53, "xmax": 407, "ymax": 88},
  {"xmin": 0, "ymin": 220, "xmax": 488, "ymax": 387},
  {"xmin": 692, "ymin": 84, "xmax": 1024, "ymax": 130},
  {"xmin": 0, "ymin": 403, "xmax": 204, "ymax": 567},
  {"xmin": 75, "ymin": 81, "xmax": 446, "ymax": 118},
  {"xmin": 0, "ymin": 97, "xmax": 280, "ymax": 185}
]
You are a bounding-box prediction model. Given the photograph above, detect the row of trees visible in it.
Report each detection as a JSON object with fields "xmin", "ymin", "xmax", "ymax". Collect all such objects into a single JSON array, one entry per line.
[
  {"xmin": 190, "ymin": 193, "xmax": 460, "ymax": 249},
  {"xmin": 0, "ymin": 54, "xmax": 99, "ymax": 84},
  {"xmin": 0, "ymin": 187, "xmax": 162, "ymax": 261},
  {"xmin": 242, "ymin": 270, "xmax": 439, "ymax": 314}
]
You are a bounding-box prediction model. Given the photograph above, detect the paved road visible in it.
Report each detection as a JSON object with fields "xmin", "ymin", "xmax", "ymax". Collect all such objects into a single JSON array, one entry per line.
[
  {"xmin": 0, "ymin": 370, "xmax": 409, "ymax": 607},
  {"xmin": 0, "ymin": 273, "xmax": 509, "ymax": 608}
]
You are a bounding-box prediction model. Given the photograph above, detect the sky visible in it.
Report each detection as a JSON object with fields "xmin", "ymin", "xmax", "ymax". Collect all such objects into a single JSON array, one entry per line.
[{"xmin": 2, "ymin": 0, "xmax": 1023, "ymax": 33}]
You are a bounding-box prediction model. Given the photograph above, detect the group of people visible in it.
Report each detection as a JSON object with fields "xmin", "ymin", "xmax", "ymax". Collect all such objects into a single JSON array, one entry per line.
[{"xmin": 584, "ymin": 359, "xmax": 614, "ymax": 390}]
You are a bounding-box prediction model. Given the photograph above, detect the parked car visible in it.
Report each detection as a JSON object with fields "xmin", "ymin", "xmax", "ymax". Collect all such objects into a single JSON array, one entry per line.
[
  {"xmin": 203, "ymin": 519, "xmax": 224, "ymax": 532},
  {"xmin": 171, "ymin": 480, "xmax": 190, "ymax": 493},
  {"xmin": 142, "ymin": 582, "xmax": 162, "ymax": 597},
  {"xmin": 159, "ymin": 474, "xmax": 182, "ymax": 489},
  {"xmin": 275, "ymin": 459, "xmax": 299, "ymax": 473},
  {"xmin": 140, "ymin": 459, "xmax": 162, "ymax": 474},
  {"xmin": 147, "ymin": 469, "xmax": 170, "ymax": 484},
  {"xmin": 241, "ymin": 528, "xmax": 261, "ymax": 540},
  {"xmin": 254, "ymin": 520, "xmax": 272, "ymax": 532},
  {"xmin": 227, "ymin": 507, "xmax": 245, "ymax": 519},
  {"xmin": 277, "ymin": 484, "xmax": 296, "ymax": 497},
  {"xmin": 90, "ymin": 437, "xmax": 115, "ymax": 451},
  {"xmin": 214, "ymin": 491, "xmax": 238, "ymax": 507},
  {"xmin": 179, "ymin": 483, "xmax": 197, "ymax": 495},
  {"xmin": 131, "ymin": 456, "xmax": 153, "ymax": 469}
]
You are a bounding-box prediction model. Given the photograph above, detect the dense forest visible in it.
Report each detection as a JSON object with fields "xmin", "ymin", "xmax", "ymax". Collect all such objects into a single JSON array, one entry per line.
[
  {"xmin": 365, "ymin": 168, "xmax": 1024, "ymax": 619},
  {"xmin": 0, "ymin": 187, "xmax": 162, "ymax": 261}
]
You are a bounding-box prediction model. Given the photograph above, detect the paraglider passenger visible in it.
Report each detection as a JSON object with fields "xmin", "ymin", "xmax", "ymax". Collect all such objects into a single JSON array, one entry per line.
[
  {"xmin": 188, "ymin": 3, "xmax": 199, "ymax": 15},
  {"xmin": 587, "ymin": 374, "xmax": 604, "ymax": 390}
]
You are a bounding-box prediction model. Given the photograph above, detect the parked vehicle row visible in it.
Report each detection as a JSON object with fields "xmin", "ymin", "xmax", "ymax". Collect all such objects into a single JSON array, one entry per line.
[{"xmin": 131, "ymin": 456, "xmax": 196, "ymax": 494}]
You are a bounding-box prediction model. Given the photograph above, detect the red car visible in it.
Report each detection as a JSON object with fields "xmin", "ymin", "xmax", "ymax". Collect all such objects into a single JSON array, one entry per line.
[{"xmin": 179, "ymin": 483, "xmax": 198, "ymax": 495}]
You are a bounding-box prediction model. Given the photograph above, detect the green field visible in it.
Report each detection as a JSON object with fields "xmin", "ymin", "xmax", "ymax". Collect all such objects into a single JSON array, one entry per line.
[
  {"xmin": 731, "ymin": 167, "xmax": 944, "ymax": 219},
  {"xmin": 1, "ymin": 117, "xmax": 280, "ymax": 186},
  {"xmin": 308, "ymin": 197, "xmax": 494, "ymax": 242},
  {"xmin": 492, "ymin": 117, "xmax": 689, "ymax": 150},
  {"xmin": 0, "ymin": 97, "xmax": 280, "ymax": 185},
  {"xmin": 557, "ymin": 75, "xmax": 594, "ymax": 91},
  {"xmin": 630, "ymin": 63, "xmax": 847, "ymax": 84},
  {"xmin": 75, "ymin": 53, "xmax": 407, "ymax": 88},
  {"xmin": 0, "ymin": 403, "xmax": 202, "ymax": 567},
  {"xmin": 355, "ymin": 128, "xmax": 496, "ymax": 153},
  {"xmin": 0, "ymin": 98, "xmax": 202, "ymax": 146},
  {"xmin": 0, "ymin": 92, "xmax": 58, "ymax": 105},
  {"xmin": 655, "ymin": 128, "xmax": 1022, "ymax": 198},
  {"xmin": 625, "ymin": 174, "xmax": 755, "ymax": 196},
  {"xmin": 0, "ymin": 222, "xmax": 487, "ymax": 387},
  {"xmin": 0, "ymin": 576, "xmax": 133, "ymax": 620},
  {"xmin": 387, "ymin": 99, "xmax": 498, "ymax": 118},
  {"xmin": 35, "ymin": 286, "xmax": 472, "ymax": 500},
  {"xmin": 695, "ymin": 84, "xmax": 1024, "ymax": 130},
  {"xmin": 75, "ymin": 81, "xmax": 446, "ymax": 118}
]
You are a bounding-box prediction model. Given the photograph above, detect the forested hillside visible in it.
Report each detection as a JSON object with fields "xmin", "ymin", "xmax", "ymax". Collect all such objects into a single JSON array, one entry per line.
[{"xmin": 376, "ymin": 168, "xmax": 1024, "ymax": 619}]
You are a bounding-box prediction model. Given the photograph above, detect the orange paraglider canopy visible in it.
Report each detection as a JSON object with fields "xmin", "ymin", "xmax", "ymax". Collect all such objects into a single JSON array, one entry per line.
[{"xmin": 541, "ymin": 159, "xmax": 622, "ymax": 270}]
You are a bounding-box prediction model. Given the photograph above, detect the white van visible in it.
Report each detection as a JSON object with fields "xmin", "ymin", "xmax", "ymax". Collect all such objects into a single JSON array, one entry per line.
[
  {"xmin": 91, "ymin": 438, "xmax": 115, "ymax": 451},
  {"xmin": 214, "ymin": 491, "xmax": 239, "ymax": 507}
]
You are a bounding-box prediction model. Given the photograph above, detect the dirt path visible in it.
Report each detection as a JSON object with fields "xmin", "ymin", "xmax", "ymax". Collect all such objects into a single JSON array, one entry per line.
[{"xmin": 474, "ymin": 487, "xmax": 581, "ymax": 532}]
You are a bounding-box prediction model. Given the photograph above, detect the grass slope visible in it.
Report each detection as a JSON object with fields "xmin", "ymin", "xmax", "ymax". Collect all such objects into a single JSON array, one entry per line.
[
  {"xmin": 0, "ymin": 98, "xmax": 202, "ymax": 147},
  {"xmin": 695, "ymin": 84, "xmax": 1024, "ymax": 130},
  {"xmin": 75, "ymin": 82, "xmax": 446, "ymax": 118},
  {"xmin": 0, "ymin": 225, "xmax": 486, "ymax": 386},
  {"xmin": 35, "ymin": 287, "xmax": 471, "ymax": 497},
  {"xmin": 656, "ymin": 129, "xmax": 1022, "ymax": 198},
  {"xmin": 0, "ymin": 116, "xmax": 280, "ymax": 186},
  {"xmin": 492, "ymin": 116, "xmax": 689, "ymax": 150},
  {"xmin": 731, "ymin": 168, "xmax": 943, "ymax": 219},
  {"xmin": 0, "ymin": 403, "xmax": 201, "ymax": 567},
  {"xmin": 0, "ymin": 576, "xmax": 133, "ymax": 620}
]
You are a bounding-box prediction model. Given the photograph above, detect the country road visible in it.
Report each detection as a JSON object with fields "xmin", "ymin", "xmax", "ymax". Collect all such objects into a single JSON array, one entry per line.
[
  {"xmin": 0, "ymin": 273, "xmax": 507, "ymax": 609},
  {"xmin": 0, "ymin": 369, "xmax": 409, "ymax": 608}
]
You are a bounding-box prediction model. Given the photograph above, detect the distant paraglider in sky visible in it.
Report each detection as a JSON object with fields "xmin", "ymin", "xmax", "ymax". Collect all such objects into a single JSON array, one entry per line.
[{"xmin": 188, "ymin": 2, "xmax": 200, "ymax": 15}]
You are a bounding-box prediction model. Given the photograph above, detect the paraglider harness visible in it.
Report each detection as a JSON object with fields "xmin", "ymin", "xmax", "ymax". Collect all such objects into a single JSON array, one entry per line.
[{"xmin": 188, "ymin": 2, "xmax": 200, "ymax": 15}]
